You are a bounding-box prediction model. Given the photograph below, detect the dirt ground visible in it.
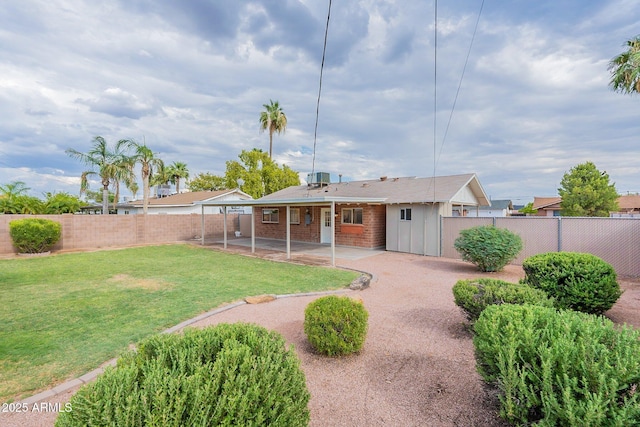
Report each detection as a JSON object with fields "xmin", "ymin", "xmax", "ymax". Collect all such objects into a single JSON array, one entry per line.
[{"xmin": 2, "ymin": 250, "xmax": 639, "ymax": 427}]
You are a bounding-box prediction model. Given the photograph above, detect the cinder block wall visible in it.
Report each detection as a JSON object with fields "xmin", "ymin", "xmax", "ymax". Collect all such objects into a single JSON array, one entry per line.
[{"xmin": 0, "ymin": 214, "xmax": 238, "ymax": 255}]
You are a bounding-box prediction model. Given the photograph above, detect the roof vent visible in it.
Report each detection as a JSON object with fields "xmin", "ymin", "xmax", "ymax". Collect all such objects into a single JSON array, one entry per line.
[{"xmin": 380, "ymin": 176, "xmax": 387, "ymax": 181}]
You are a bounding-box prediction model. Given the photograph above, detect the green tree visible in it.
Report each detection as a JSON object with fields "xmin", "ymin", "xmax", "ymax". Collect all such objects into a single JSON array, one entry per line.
[
  {"xmin": 259, "ymin": 100, "xmax": 287, "ymax": 159},
  {"xmin": 609, "ymin": 36, "xmax": 640, "ymax": 94},
  {"xmin": 44, "ymin": 192, "xmax": 86, "ymax": 214},
  {"xmin": 121, "ymin": 140, "xmax": 164, "ymax": 214},
  {"xmin": 167, "ymin": 161, "xmax": 189, "ymax": 193},
  {"xmin": 188, "ymin": 172, "xmax": 227, "ymax": 192},
  {"xmin": 66, "ymin": 136, "xmax": 132, "ymax": 215},
  {"xmin": 150, "ymin": 162, "xmax": 171, "ymax": 197},
  {"xmin": 0, "ymin": 181, "xmax": 30, "ymax": 200},
  {"xmin": 0, "ymin": 195, "xmax": 44, "ymax": 214},
  {"xmin": 558, "ymin": 161, "xmax": 619, "ymax": 217},
  {"xmin": 518, "ymin": 202, "xmax": 537, "ymax": 215},
  {"xmin": 224, "ymin": 149, "xmax": 300, "ymax": 198}
]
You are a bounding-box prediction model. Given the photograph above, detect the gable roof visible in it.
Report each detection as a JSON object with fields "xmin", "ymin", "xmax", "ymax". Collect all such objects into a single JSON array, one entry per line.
[
  {"xmin": 124, "ymin": 189, "xmax": 252, "ymax": 207},
  {"xmin": 260, "ymin": 173, "xmax": 490, "ymax": 206},
  {"xmin": 532, "ymin": 196, "xmax": 562, "ymax": 210},
  {"xmin": 616, "ymin": 195, "xmax": 640, "ymax": 211}
]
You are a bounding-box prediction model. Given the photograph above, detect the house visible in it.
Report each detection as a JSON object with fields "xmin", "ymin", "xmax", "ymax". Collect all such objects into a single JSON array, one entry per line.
[
  {"xmin": 203, "ymin": 173, "xmax": 490, "ymax": 263},
  {"xmin": 610, "ymin": 194, "xmax": 640, "ymax": 217},
  {"xmin": 457, "ymin": 199, "xmax": 514, "ymax": 217},
  {"xmin": 532, "ymin": 196, "xmax": 562, "ymax": 216},
  {"xmin": 116, "ymin": 189, "xmax": 253, "ymax": 215}
]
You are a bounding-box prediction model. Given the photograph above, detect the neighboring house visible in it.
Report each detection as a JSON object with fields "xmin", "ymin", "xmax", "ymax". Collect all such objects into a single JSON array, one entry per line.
[
  {"xmin": 610, "ymin": 194, "xmax": 640, "ymax": 217},
  {"xmin": 458, "ymin": 199, "xmax": 514, "ymax": 217},
  {"xmin": 205, "ymin": 173, "xmax": 490, "ymax": 259},
  {"xmin": 532, "ymin": 196, "xmax": 562, "ymax": 217},
  {"xmin": 117, "ymin": 189, "xmax": 253, "ymax": 215}
]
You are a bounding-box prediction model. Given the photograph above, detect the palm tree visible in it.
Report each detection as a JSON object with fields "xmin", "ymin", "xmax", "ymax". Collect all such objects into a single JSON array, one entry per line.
[
  {"xmin": 66, "ymin": 136, "xmax": 132, "ymax": 215},
  {"xmin": 150, "ymin": 163, "xmax": 172, "ymax": 197},
  {"xmin": 259, "ymin": 100, "xmax": 287, "ymax": 159},
  {"xmin": 0, "ymin": 181, "xmax": 30, "ymax": 199},
  {"xmin": 167, "ymin": 161, "xmax": 190, "ymax": 193},
  {"xmin": 609, "ymin": 36, "xmax": 640, "ymax": 94},
  {"xmin": 121, "ymin": 140, "xmax": 164, "ymax": 214}
]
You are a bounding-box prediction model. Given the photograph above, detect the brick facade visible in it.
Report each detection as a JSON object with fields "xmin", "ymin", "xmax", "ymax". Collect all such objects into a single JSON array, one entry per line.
[{"xmin": 253, "ymin": 204, "xmax": 386, "ymax": 249}]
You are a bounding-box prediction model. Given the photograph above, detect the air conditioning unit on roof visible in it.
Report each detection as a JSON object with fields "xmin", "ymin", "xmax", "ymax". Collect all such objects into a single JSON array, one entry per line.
[{"xmin": 306, "ymin": 172, "xmax": 330, "ymax": 187}]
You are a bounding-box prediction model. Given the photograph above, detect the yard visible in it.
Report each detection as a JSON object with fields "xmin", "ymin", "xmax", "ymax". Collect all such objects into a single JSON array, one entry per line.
[{"xmin": 0, "ymin": 244, "xmax": 359, "ymax": 402}]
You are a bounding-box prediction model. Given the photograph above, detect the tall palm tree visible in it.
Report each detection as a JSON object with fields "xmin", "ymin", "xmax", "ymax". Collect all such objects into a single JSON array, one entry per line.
[
  {"xmin": 150, "ymin": 163, "xmax": 172, "ymax": 197},
  {"xmin": 121, "ymin": 140, "xmax": 164, "ymax": 214},
  {"xmin": 259, "ymin": 99, "xmax": 287, "ymax": 159},
  {"xmin": 609, "ymin": 36, "xmax": 640, "ymax": 94},
  {"xmin": 167, "ymin": 161, "xmax": 190, "ymax": 193},
  {"xmin": 66, "ymin": 136, "xmax": 132, "ymax": 215}
]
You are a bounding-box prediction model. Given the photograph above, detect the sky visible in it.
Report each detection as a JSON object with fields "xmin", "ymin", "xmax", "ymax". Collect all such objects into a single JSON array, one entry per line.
[{"xmin": 1, "ymin": 0, "xmax": 639, "ymax": 205}]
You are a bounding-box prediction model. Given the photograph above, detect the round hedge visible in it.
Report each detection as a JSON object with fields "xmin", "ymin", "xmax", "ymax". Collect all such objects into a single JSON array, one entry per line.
[
  {"xmin": 56, "ymin": 323, "xmax": 310, "ymax": 427},
  {"xmin": 522, "ymin": 252, "xmax": 621, "ymax": 315},
  {"xmin": 454, "ymin": 225, "xmax": 523, "ymax": 272},
  {"xmin": 452, "ymin": 278, "xmax": 553, "ymax": 322},
  {"xmin": 304, "ymin": 295, "xmax": 368, "ymax": 356},
  {"xmin": 9, "ymin": 218, "xmax": 61, "ymax": 254}
]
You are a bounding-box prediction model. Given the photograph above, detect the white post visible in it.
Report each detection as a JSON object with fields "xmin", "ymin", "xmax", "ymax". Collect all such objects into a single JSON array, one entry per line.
[
  {"xmin": 223, "ymin": 206, "xmax": 228, "ymax": 249},
  {"xmin": 201, "ymin": 204, "xmax": 205, "ymax": 246},
  {"xmin": 251, "ymin": 207, "xmax": 255, "ymax": 254},
  {"xmin": 331, "ymin": 201, "xmax": 336, "ymax": 267},
  {"xmin": 286, "ymin": 205, "xmax": 291, "ymax": 260}
]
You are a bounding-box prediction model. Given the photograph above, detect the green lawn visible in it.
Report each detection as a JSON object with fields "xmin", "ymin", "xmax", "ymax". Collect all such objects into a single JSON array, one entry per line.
[{"xmin": 0, "ymin": 244, "xmax": 359, "ymax": 402}]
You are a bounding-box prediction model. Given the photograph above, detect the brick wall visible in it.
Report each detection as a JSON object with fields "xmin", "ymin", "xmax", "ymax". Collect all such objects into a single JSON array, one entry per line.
[
  {"xmin": 253, "ymin": 204, "xmax": 386, "ymax": 249},
  {"xmin": 0, "ymin": 214, "xmax": 238, "ymax": 255}
]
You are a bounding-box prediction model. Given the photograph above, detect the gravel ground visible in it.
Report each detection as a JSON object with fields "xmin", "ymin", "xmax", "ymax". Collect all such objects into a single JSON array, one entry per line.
[{"xmin": 2, "ymin": 250, "xmax": 639, "ymax": 427}]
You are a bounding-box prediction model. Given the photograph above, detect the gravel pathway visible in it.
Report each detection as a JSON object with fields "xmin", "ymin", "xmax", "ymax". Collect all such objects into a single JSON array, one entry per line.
[{"xmin": 3, "ymin": 250, "xmax": 639, "ymax": 427}]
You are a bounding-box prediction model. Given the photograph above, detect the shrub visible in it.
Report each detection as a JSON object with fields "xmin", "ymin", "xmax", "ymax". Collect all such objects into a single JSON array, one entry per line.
[
  {"xmin": 474, "ymin": 304, "xmax": 640, "ymax": 426},
  {"xmin": 56, "ymin": 323, "xmax": 310, "ymax": 427},
  {"xmin": 304, "ymin": 295, "xmax": 368, "ymax": 356},
  {"xmin": 452, "ymin": 278, "xmax": 553, "ymax": 322},
  {"xmin": 9, "ymin": 218, "xmax": 61, "ymax": 253},
  {"xmin": 454, "ymin": 225, "xmax": 522, "ymax": 272},
  {"xmin": 522, "ymin": 252, "xmax": 621, "ymax": 315}
]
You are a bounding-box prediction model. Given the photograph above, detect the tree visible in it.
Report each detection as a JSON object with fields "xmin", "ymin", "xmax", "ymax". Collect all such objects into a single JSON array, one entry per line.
[
  {"xmin": 259, "ymin": 100, "xmax": 287, "ymax": 159},
  {"xmin": 558, "ymin": 161, "xmax": 619, "ymax": 217},
  {"xmin": 167, "ymin": 161, "xmax": 189, "ymax": 193},
  {"xmin": 44, "ymin": 192, "xmax": 86, "ymax": 214},
  {"xmin": 121, "ymin": 140, "xmax": 164, "ymax": 214},
  {"xmin": 224, "ymin": 149, "xmax": 300, "ymax": 199},
  {"xmin": 150, "ymin": 162, "xmax": 172, "ymax": 197},
  {"xmin": 188, "ymin": 173, "xmax": 227, "ymax": 192},
  {"xmin": 0, "ymin": 181, "xmax": 30, "ymax": 200},
  {"xmin": 518, "ymin": 202, "xmax": 537, "ymax": 215},
  {"xmin": 609, "ymin": 36, "xmax": 640, "ymax": 95},
  {"xmin": 66, "ymin": 136, "xmax": 133, "ymax": 215}
]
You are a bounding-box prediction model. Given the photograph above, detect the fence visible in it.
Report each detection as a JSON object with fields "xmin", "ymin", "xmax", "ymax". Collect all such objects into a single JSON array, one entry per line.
[
  {"xmin": 0, "ymin": 214, "xmax": 239, "ymax": 255},
  {"xmin": 441, "ymin": 216, "xmax": 640, "ymax": 277}
]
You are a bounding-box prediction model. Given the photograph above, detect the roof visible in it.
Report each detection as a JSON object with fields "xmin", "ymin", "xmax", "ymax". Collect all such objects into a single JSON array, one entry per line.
[
  {"xmin": 123, "ymin": 189, "xmax": 252, "ymax": 207},
  {"xmin": 479, "ymin": 199, "xmax": 512, "ymax": 210},
  {"xmin": 266, "ymin": 173, "xmax": 489, "ymax": 205},
  {"xmin": 616, "ymin": 195, "xmax": 640, "ymax": 211},
  {"xmin": 532, "ymin": 196, "xmax": 562, "ymax": 210}
]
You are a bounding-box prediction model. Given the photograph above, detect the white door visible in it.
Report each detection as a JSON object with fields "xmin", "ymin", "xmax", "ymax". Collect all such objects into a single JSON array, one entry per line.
[{"xmin": 320, "ymin": 208, "xmax": 332, "ymax": 244}]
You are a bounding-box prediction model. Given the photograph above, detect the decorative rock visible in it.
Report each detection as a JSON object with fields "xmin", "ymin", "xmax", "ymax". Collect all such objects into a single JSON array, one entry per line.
[
  {"xmin": 244, "ymin": 294, "xmax": 277, "ymax": 304},
  {"xmin": 349, "ymin": 274, "xmax": 371, "ymax": 290}
]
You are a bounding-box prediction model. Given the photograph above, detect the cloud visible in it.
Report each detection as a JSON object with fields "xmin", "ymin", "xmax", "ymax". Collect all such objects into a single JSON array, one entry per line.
[{"xmin": 75, "ymin": 88, "xmax": 159, "ymax": 119}]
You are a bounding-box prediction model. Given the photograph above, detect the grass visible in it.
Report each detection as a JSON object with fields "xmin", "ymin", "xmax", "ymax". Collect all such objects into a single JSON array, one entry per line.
[{"xmin": 0, "ymin": 244, "xmax": 359, "ymax": 402}]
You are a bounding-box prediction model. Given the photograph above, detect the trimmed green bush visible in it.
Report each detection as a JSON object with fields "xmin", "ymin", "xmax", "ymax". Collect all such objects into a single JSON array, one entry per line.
[
  {"xmin": 452, "ymin": 278, "xmax": 553, "ymax": 322},
  {"xmin": 9, "ymin": 218, "xmax": 61, "ymax": 253},
  {"xmin": 474, "ymin": 304, "xmax": 640, "ymax": 426},
  {"xmin": 454, "ymin": 225, "xmax": 523, "ymax": 272},
  {"xmin": 304, "ymin": 295, "xmax": 368, "ymax": 356},
  {"xmin": 522, "ymin": 252, "xmax": 621, "ymax": 315},
  {"xmin": 56, "ymin": 323, "xmax": 310, "ymax": 427}
]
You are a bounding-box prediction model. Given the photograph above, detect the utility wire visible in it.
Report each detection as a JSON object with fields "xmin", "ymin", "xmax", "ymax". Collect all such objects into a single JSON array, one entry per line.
[
  {"xmin": 435, "ymin": 0, "xmax": 485, "ymax": 173},
  {"xmin": 310, "ymin": 0, "xmax": 332, "ymax": 183}
]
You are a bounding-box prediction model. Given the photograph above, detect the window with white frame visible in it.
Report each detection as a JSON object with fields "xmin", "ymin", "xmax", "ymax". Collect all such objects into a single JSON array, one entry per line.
[
  {"xmin": 262, "ymin": 208, "xmax": 279, "ymax": 223},
  {"xmin": 342, "ymin": 207, "xmax": 363, "ymax": 224},
  {"xmin": 289, "ymin": 208, "xmax": 300, "ymax": 224},
  {"xmin": 400, "ymin": 208, "xmax": 412, "ymax": 221}
]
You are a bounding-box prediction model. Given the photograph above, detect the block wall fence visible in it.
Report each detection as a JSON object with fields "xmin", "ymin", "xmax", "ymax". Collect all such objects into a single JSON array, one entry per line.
[{"xmin": 1, "ymin": 214, "xmax": 239, "ymax": 255}]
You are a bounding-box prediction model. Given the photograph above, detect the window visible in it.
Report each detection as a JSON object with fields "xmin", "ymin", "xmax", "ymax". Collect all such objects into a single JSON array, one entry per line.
[
  {"xmin": 289, "ymin": 208, "xmax": 300, "ymax": 224},
  {"xmin": 342, "ymin": 208, "xmax": 363, "ymax": 224},
  {"xmin": 262, "ymin": 208, "xmax": 279, "ymax": 223},
  {"xmin": 400, "ymin": 208, "xmax": 412, "ymax": 221}
]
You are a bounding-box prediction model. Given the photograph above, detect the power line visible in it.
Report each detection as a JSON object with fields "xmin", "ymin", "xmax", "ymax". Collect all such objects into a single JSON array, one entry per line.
[{"xmin": 310, "ymin": 0, "xmax": 332, "ymax": 182}]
